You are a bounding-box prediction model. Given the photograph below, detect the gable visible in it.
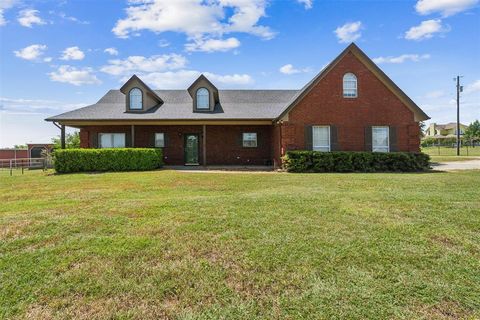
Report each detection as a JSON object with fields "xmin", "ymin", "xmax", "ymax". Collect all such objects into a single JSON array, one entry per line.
[
  {"xmin": 277, "ymin": 43, "xmax": 429, "ymax": 122},
  {"xmin": 120, "ymin": 75, "xmax": 163, "ymax": 112},
  {"xmin": 187, "ymin": 75, "xmax": 219, "ymax": 112}
]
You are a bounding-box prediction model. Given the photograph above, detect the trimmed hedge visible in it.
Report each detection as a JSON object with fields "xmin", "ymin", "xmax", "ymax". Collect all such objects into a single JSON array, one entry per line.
[
  {"xmin": 54, "ymin": 148, "xmax": 163, "ymax": 173},
  {"xmin": 283, "ymin": 151, "xmax": 430, "ymax": 173}
]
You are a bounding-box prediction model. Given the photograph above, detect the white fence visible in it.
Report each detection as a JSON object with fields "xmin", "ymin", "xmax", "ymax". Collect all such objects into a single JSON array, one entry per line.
[{"xmin": 0, "ymin": 158, "xmax": 52, "ymax": 175}]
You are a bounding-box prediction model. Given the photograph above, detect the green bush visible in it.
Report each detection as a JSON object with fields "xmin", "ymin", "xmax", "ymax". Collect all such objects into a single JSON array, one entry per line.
[
  {"xmin": 283, "ymin": 151, "xmax": 430, "ymax": 173},
  {"xmin": 54, "ymin": 148, "xmax": 163, "ymax": 173}
]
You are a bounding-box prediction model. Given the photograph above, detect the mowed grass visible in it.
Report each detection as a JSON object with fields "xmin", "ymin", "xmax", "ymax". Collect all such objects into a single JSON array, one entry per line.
[
  {"xmin": 421, "ymin": 147, "xmax": 480, "ymax": 161},
  {"xmin": 1, "ymin": 169, "xmax": 479, "ymax": 319}
]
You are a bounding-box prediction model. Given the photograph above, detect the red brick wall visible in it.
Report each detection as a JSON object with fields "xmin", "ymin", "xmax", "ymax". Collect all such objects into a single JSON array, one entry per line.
[
  {"xmin": 278, "ymin": 51, "xmax": 420, "ymax": 156},
  {"xmin": 206, "ymin": 125, "xmax": 272, "ymax": 165},
  {"xmin": 79, "ymin": 125, "xmax": 273, "ymax": 165},
  {"xmin": 0, "ymin": 149, "xmax": 28, "ymax": 160}
]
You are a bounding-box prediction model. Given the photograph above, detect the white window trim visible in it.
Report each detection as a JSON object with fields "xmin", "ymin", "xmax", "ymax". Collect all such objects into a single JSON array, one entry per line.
[
  {"xmin": 242, "ymin": 132, "xmax": 257, "ymax": 148},
  {"xmin": 343, "ymin": 73, "xmax": 358, "ymax": 98},
  {"xmin": 99, "ymin": 133, "xmax": 126, "ymax": 148},
  {"xmin": 155, "ymin": 133, "xmax": 165, "ymax": 148},
  {"xmin": 372, "ymin": 126, "xmax": 389, "ymax": 153},
  {"xmin": 312, "ymin": 125, "xmax": 331, "ymax": 152}
]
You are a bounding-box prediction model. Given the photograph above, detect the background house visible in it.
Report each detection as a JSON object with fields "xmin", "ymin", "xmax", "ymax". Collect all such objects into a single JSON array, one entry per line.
[{"xmin": 425, "ymin": 122, "xmax": 467, "ymax": 139}]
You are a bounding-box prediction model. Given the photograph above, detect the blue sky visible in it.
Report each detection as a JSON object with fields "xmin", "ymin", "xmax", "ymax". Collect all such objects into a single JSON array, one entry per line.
[{"xmin": 0, "ymin": 0, "xmax": 479, "ymax": 147}]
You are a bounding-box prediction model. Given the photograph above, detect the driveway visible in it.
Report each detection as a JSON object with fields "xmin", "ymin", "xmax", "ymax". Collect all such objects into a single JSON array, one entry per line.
[{"xmin": 432, "ymin": 159, "xmax": 480, "ymax": 171}]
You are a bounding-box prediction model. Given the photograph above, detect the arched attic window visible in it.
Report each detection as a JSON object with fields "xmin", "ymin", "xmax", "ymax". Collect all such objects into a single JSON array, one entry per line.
[
  {"xmin": 343, "ymin": 73, "xmax": 357, "ymax": 98},
  {"xmin": 196, "ymin": 87, "xmax": 209, "ymax": 110},
  {"xmin": 129, "ymin": 88, "xmax": 143, "ymax": 110}
]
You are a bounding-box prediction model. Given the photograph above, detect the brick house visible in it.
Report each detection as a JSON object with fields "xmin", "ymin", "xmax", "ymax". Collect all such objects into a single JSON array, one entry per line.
[{"xmin": 46, "ymin": 43, "xmax": 429, "ymax": 167}]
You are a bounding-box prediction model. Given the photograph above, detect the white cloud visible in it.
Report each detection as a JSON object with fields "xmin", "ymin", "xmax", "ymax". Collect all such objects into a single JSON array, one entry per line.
[
  {"xmin": 58, "ymin": 12, "xmax": 89, "ymax": 24},
  {"xmin": 205, "ymin": 72, "xmax": 253, "ymax": 86},
  {"xmin": 424, "ymin": 90, "xmax": 445, "ymax": 99},
  {"xmin": 101, "ymin": 54, "xmax": 187, "ymax": 76},
  {"xmin": 43, "ymin": 57, "xmax": 53, "ymax": 62},
  {"xmin": 464, "ymin": 79, "xmax": 480, "ymax": 94},
  {"xmin": 415, "ymin": 0, "xmax": 479, "ymax": 17},
  {"xmin": 14, "ymin": 44, "xmax": 47, "ymax": 61},
  {"xmin": 136, "ymin": 70, "xmax": 253, "ymax": 89},
  {"xmin": 0, "ymin": 97, "xmax": 86, "ymax": 115},
  {"xmin": 418, "ymin": 79, "xmax": 480, "ymax": 126},
  {"xmin": 112, "ymin": 0, "xmax": 275, "ymax": 51},
  {"xmin": 279, "ymin": 64, "xmax": 310, "ymax": 75},
  {"xmin": 48, "ymin": 65, "xmax": 101, "ymax": 86},
  {"xmin": 0, "ymin": 0, "xmax": 19, "ymax": 26},
  {"xmin": 101, "ymin": 52, "xmax": 253, "ymax": 89},
  {"xmin": 158, "ymin": 39, "xmax": 170, "ymax": 47},
  {"xmin": 334, "ymin": 21, "xmax": 362, "ymax": 43},
  {"xmin": 185, "ymin": 37, "xmax": 240, "ymax": 52},
  {"xmin": 17, "ymin": 9, "xmax": 46, "ymax": 28},
  {"xmin": 60, "ymin": 46, "xmax": 85, "ymax": 60},
  {"xmin": 373, "ymin": 53, "xmax": 431, "ymax": 64},
  {"xmin": 404, "ymin": 19, "xmax": 449, "ymax": 41},
  {"xmin": 297, "ymin": 0, "xmax": 313, "ymax": 9},
  {"xmin": 104, "ymin": 47, "xmax": 119, "ymax": 56}
]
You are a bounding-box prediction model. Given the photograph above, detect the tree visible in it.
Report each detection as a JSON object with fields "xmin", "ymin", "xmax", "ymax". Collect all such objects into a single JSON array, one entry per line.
[
  {"xmin": 14, "ymin": 144, "xmax": 27, "ymax": 149},
  {"xmin": 419, "ymin": 121, "xmax": 426, "ymax": 138},
  {"xmin": 52, "ymin": 132, "xmax": 80, "ymax": 149},
  {"xmin": 464, "ymin": 120, "xmax": 480, "ymax": 147}
]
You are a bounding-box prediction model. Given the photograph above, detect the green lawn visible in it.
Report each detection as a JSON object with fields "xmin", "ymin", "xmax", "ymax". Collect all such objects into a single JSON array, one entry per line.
[
  {"xmin": 422, "ymin": 146, "xmax": 480, "ymax": 163},
  {"xmin": 1, "ymin": 170, "xmax": 479, "ymax": 319},
  {"xmin": 422, "ymin": 146, "xmax": 480, "ymax": 156}
]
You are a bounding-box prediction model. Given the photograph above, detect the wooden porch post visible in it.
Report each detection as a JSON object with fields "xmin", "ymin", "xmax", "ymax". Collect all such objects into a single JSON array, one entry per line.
[
  {"xmin": 61, "ymin": 125, "xmax": 66, "ymax": 149},
  {"xmin": 203, "ymin": 124, "xmax": 207, "ymax": 166},
  {"xmin": 131, "ymin": 125, "xmax": 135, "ymax": 148}
]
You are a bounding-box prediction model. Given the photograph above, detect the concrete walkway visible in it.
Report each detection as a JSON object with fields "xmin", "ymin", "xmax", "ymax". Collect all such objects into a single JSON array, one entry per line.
[
  {"xmin": 163, "ymin": 165, "xmax": 275, "ymax": 173},
  {"xmin": 431, "ymin": 159, "xmax": 480, "ymax": 171}
]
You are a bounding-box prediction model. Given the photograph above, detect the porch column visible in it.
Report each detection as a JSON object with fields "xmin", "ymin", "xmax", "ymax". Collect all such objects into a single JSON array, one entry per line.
[
  {"xmin": 203, "ymin": 125, "xmax": 207, "ymax": 166},
  {"xmin": 131, "ymin": 125, "xmax": 135, "ymax": 147},
  {"xmin": 60, "ymin": 125, "xmax": 65, "ymax": 149}
]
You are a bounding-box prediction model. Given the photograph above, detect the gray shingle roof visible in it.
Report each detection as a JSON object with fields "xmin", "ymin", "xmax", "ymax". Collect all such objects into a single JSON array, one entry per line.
[{"xmin": 46, "ymin": 89, "xmax": 299, "ymax": 121}]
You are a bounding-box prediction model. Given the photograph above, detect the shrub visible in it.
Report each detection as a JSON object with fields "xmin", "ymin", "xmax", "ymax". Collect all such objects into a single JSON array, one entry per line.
[
  {"xmin": 53, "ymin": 148, "xmax": 163, "ymax": 173},
  {"xmin": 282, "ymin": 151, "xmax": 430, "ymax": 173}
]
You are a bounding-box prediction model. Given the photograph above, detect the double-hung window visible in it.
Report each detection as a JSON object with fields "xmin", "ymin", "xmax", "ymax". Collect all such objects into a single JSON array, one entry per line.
[
  {"xmin": 312, "ymin": 126, "xmax": 330, "ymax": 152},
  {"xmin": 155, "ymin": 133, "xmax": 165, "ymax": 148},
  {"xmin": 372, "ymin": 126, "xmax": 389, "ymax": 152},
  {"xmin": 99, "ymin": 133, "xmax": 126, "ymax": 148},
  {"xmin": 196, "ymin": 88, "xmax": 209, "ymax": 110},
  {"xmin": 343, "ymin": 73, "xmax": 357, "ymax": 98},
  {"xmin": 129, "ymin": 88, "xmax": 142, "ymax": 110},
  {"xmin": 243, "ymin": 133, "xmax": 257, "ymax": 147}
]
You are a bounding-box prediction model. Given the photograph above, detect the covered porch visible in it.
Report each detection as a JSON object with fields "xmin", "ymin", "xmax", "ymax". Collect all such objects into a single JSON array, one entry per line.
[{"xmin": 54, "ymin": 120, "xmax": 276, "ymax": 166}]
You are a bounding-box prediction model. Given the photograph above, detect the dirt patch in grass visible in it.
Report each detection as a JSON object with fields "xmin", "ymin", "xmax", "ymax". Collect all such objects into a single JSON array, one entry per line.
[
  {"xmin": 0, "ymin": 219, "xmax": 32, "ymax": 240},
  {"xmin": 416, "ymin": 300, "xmax": 474, "ymax": 320},
  {"xmin": 21, "ymin": 295, "xmax": 176, "ymax": 320},
  {"xmin": 429, "ymin": 235, "xmax": 458, "ymax": 248}
]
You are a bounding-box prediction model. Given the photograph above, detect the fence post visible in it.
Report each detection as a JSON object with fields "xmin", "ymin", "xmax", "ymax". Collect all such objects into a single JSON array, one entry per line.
[{"xmin": 10, "ymin": 159, "xmax": 12, "ymax": 176}]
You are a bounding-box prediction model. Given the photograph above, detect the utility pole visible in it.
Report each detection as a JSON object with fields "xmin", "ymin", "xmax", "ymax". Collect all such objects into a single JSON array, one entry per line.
[{"xmin": 455, "ymin": 76, "xmax": 463, "ymax": 156}]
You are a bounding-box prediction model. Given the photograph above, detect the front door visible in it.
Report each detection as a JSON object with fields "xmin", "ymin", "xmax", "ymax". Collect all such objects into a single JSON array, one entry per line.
[{"xmin": 184, "ymin": 134, "xmax": 199, "ymax": 165}]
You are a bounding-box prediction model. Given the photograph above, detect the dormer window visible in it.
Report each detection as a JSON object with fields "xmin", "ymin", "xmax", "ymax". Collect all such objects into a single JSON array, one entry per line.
[
  {"xmin": 129, "ymin": 88, "xmax": 143, "ymax": 110},
  {"xmin": 196, "ymin": 88, "xmax": 209, "ymax": 110},
  {"xmin": 343, "ymin": 73, "xmax": 357, "ymax": 98}
]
